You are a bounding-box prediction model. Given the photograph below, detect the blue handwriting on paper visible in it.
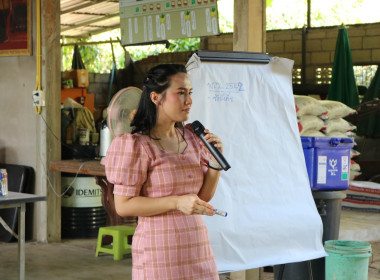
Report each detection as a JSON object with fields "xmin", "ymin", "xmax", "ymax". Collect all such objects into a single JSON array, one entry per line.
[{"xmin": 207, "ymin": 82, "xmax": 245, "ymax": 102}]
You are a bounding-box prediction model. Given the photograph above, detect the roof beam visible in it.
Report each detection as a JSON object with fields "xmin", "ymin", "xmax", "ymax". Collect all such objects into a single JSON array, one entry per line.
[
  {"xmin": 61, "ymin": 24, "xmax": 121, "ymax": 39},
  {"xmin": 61, "ymin": 13, "xmax": 119, "ymax": 32},
  {"xmin": 61, "ymin": 0, "xmax": 107, "ymax": 15},
  {"xmin": 61, "ymin": 39, "xmax": 121, "ymax": 46}
]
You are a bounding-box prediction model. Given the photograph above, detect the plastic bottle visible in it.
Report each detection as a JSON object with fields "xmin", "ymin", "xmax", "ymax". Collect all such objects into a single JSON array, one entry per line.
[
  {"xmin": 0, "ymin": 173, "xmax": 3, "ymax": 196},
  {"xmin": 0, "ymin": 169, "xmax": 8, "ymax": 196},
  {"xmin": 2, "ymin": 171, "xmax": 8, "ymax": 196}
]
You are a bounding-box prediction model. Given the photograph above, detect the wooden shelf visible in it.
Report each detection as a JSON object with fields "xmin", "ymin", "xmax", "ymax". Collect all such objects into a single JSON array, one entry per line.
[{"xmin": 49, "ymin": 159, "xmax": 105, "ymax": 176}]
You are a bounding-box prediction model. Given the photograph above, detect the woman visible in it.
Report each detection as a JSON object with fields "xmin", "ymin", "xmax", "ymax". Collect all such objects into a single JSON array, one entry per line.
[{"xmin": 104, "ymin": 64, "xmax": 224, "ymax": 280}]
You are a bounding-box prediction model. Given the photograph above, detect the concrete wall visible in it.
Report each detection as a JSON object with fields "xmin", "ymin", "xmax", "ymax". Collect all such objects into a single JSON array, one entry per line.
[
  {"xmin": 86, "ymin": 69, "xmax": 134, "ymax": 108},
  {"xmin": 81, "ymin": 23, "xmax": 380, "ymax": 134},
  {"xmin": 0, "ymin": 55, "xmax": 37, "ymax": 166},
  {"xmin": 0, "ymin": 0, "xmax": 61, "ymax": 242},
  {"xmin": 202, "ymin": 22, "xmax": 380, "ymax": 84},
  {"xmin": 133, "ymin": 51, "xmax": 194, "ymax": 89},
  {"xmin": 0, "ymin": 2, "xmax": 41, "ymax": 239},
  {"xmin": 84, "ymin": 22, "xmax": 380, "ymax": 114}
]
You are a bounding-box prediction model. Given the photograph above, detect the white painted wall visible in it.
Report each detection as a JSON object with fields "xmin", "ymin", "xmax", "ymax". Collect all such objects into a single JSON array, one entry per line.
[
  {"xmin": 0, "ymin": 55, "xmax": 37, "ymax": 166},
  {"xmin": 0, "ymin": 0, "xmax": 62, "ymax": 242}
]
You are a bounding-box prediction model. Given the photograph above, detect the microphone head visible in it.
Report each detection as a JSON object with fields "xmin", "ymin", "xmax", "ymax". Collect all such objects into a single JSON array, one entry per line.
[{"xmin": 191, "ymin": 120, "xmax": 205, "ymax": 137}]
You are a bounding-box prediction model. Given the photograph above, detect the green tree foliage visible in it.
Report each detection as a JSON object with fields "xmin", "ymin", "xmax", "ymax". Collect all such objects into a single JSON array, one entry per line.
[
  {"xmin": 310, "ymin": 0, "xmax": 368, "ymax": 27},
  {"xmin": 167, "ymin": 38, "xmax": 200, "ymax": 52},
  {"xmin": 266, "ymin": 0, "xmax": 380, "ymax": 30},
  {"xmin": 218, "ymin": 13, "xmax": 233, "ymax": 33},
  {"xmin": 61, "ymin": 37, "xmax": 199, "ymax": 73},
  {"xmin": 266, "ymin": 0, "xmax": 307, "ymax": 30}
]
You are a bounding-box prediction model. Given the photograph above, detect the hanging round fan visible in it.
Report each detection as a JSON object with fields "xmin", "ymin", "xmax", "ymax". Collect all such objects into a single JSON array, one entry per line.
[{"xmin": 107, "ymin": 87, "xmax": 142, "ymax": 137}]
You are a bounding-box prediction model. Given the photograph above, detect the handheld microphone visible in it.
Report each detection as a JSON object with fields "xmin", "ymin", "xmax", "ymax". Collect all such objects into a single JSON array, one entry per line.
[{"xmin": 191, "ymin": 120, "xmax": 231, "ymax": 171}]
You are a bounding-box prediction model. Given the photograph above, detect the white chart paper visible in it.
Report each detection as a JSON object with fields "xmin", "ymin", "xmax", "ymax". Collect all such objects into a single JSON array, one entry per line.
[{"xmin": 186, "ymin": 54, "xmax": 326, "ymax": 272}]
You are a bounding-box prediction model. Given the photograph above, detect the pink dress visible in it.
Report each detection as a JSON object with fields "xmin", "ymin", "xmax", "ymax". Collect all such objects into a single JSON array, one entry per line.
[{"xmin": 104, "ymin": 127, "xmax": 219, "ymax": 280}]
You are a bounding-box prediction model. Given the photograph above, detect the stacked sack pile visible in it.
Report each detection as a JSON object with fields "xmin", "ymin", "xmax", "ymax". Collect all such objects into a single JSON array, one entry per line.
[
  {"xmin": 294, "ymin": 95, "xmax": 360, "ymax": 181},
  {"xmin": 342, "ymin": 180, "xmax": 380, "ymax": 212},
  {"xmin": 318, "ymin": 100, "xmax": 361, "ymax": 182},
  {"xmin": 295, "ymin": 95, "xmax": 328, "ymax": 137}
]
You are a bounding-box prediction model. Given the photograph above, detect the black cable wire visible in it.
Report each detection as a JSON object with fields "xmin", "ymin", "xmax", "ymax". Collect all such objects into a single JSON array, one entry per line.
[
  {"xmin": 38, "ymin": 113, "xmax": 97, "ymax": 198},
  {"xmin": 39, "ymin": 111, "xmax": 98, "ymax": 159}
]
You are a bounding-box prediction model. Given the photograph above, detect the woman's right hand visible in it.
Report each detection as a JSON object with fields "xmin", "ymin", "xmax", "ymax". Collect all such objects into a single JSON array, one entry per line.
[{"xmin": 176, "ymin": 194, "xmax": 215, "ymax": 216}]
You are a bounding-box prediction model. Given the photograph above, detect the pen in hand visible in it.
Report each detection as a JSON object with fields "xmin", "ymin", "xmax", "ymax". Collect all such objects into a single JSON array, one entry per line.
[{"xmin": 214, "ymin": 209, "xmax": 228, "ymax": 217}]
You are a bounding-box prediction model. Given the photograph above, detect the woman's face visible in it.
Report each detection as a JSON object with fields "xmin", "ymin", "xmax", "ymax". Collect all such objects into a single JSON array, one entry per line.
[{"xmin": 155, "ymin": 72, "xmax": 193, "ymax": 123}]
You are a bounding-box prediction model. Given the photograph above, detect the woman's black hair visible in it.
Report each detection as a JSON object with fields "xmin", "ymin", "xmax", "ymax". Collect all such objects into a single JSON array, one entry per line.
[{"xmin": 131, "ymin": 64, "xmax": 187, "ymax": 135}]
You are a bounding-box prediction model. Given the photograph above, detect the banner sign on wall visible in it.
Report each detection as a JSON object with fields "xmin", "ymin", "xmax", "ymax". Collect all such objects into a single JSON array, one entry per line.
[{"xmin": 119, "ymin": 0, "xmax": 219, "ymax": 45}]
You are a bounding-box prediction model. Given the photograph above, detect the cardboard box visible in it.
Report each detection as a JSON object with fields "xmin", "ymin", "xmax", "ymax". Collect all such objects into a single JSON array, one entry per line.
[
  {"xmin": 61, "ymin": 88, "xmax": 95, "ymax": 113},
  {"xmin": 65, "ymin": 69, "xmax": 89, "ymax": 88}
]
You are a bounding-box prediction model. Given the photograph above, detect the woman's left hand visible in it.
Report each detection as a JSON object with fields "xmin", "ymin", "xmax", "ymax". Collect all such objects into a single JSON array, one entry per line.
[
  {"xmin": 176, "ymin": 194, "xmax": 215, "ymax": 216},
  {"xmin": 203, "ymin": 129, "xmax": 223, "ymax": 154}
]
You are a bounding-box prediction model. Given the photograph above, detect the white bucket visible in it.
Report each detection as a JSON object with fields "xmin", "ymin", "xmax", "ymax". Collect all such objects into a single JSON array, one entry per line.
[
  {"xmin": 100, "ymin": 124, "xmax": 114, "ymax": 157},
  {"xmin": 62, "ymin": 175, "xmax": 102, "ymax": 207}
]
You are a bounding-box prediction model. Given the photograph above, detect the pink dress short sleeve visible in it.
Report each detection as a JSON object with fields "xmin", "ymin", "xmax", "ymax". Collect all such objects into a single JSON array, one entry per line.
[
  {"xmin": 104, "ymin": 128, "xmax": 218, "ymax": 280},
  {"xmin": 104, "ymin": 133, "xmax": 149, "ymax": 197}
]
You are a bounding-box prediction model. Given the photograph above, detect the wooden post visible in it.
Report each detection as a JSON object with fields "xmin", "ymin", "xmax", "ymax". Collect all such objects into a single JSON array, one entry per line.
[
  {"xmin": 231, "ymin": 1, "xmax": 266, "ymax": 279},
  {"xmin": 42, "ymin": 0, "xmax": 62, "ymax": 242},
  {"xmin": 233, "ymin": 0, "xmax": 266, "ymax": 53}
]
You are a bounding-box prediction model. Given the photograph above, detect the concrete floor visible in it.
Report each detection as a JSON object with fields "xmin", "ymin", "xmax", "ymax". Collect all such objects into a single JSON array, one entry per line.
[{"xmin": 0, "ymin": 209, "xmax": 380, "ymax": 280}]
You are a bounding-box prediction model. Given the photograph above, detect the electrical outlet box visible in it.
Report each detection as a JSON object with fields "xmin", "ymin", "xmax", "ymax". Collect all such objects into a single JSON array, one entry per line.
[{"xmin": 32, "ymin": 90, "xmax": 45, "ymax": 107}]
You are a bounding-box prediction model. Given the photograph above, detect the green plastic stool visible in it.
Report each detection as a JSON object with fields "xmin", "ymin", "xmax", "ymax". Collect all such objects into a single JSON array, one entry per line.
[{"xmin": 95, "ymin": 225, "xmax": 136, "ymax": 260}]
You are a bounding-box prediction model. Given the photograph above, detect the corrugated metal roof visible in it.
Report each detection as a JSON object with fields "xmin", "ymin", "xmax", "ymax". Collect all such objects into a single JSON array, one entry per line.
[{"xmin": 60, "ymin": 0, "xmax": 120, "ymax": 39}]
